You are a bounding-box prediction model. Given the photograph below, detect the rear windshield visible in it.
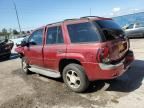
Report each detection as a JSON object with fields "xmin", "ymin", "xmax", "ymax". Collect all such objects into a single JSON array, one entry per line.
[
  {"xmin": 67, "ymin": 22, "xmax": 100, "ymax": 43},
  {"xmin": 95, "ymin": 20, "xmax": 124, "ymax": 41}
]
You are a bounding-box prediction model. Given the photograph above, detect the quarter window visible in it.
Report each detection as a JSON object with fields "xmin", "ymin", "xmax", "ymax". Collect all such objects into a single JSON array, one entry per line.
[
  {"xmin": 46, "ymin": 26, "xmax": 64, "ymax": 44},
  {"xmin": 67, "ymin": 22, "xmax": 100, "ymax": 43}
]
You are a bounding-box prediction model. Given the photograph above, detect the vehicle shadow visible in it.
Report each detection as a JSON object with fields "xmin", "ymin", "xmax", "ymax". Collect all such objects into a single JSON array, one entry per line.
[
  {"xmin": 129, "ymin": 37, "xmax": 144, "ymax": 39},
  {"xmin": 36, "ymin": 60, "xmax": 144, "ymax": 93},
  {"xmin": 106, "ymin": 60, "xmax": 144, "ymax": 92},
  {"xmin": 0, "ymin": 53, "xmax": 19, "ymax": 62},
  {"xmin": 86, "ymin": 60, "xmax": 144, "ymax": 93},
  {"xmin": 12, "ymin": 59, "xmax": 144, "ymax": 93}
]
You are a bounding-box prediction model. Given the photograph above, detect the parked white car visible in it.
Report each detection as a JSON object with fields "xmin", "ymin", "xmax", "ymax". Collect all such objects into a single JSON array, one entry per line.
[
  {"xmin": 124, "ymin": 22, "xmax": 144, "ymax": 38},
  {"xmin": 10, "ymin": 37, "xmax": 24, "ymax": 53}
]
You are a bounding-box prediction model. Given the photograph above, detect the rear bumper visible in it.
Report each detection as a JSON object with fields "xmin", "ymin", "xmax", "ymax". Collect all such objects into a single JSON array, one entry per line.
[{"xmin": 83, "ymin": 50, "xmax": 134, "ymax": 81}]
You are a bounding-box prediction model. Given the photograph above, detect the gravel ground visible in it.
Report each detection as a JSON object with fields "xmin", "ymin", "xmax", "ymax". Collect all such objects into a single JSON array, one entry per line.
[{"xmin": 0, "ymin": 39, "xmax": 144, "ymax": 108}]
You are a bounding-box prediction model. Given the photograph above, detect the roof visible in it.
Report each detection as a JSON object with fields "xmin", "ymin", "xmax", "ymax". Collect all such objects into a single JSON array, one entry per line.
[{"xmin": 46, "ymin": 16, "xmax": 112, "ymax": 26}]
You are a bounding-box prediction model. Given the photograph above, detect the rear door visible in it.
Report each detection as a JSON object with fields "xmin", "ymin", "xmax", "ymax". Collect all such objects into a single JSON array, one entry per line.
[
  {"xmin": 43, "ymin": 25, "xmax": 66, "ymax": 70},
  {"xmin": 24, "ymin": 28, "xmax": 44, "ymax": 67}
]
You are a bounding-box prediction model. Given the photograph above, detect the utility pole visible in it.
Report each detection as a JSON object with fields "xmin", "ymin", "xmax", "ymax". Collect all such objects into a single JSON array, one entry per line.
[
  {"xmin": 90, "ymin": 8, "xmax": 91, "ymax": 16},
  {"xmin": 12, "ymin": 0, "xmax": 22, "ymax": 34}
]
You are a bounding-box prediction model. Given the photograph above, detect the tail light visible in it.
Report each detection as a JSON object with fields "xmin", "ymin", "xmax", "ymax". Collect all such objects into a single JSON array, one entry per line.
[{"xmin": 97, "ymin": 47, "xmax": 110, "ymax": 64}]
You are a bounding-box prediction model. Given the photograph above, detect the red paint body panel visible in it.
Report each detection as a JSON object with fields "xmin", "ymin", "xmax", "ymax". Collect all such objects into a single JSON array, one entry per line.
[
  {"xmin": 24, "ymin": 45, "xmax": 43, "ymax": 67},
  {"xmin": 82, "ymin": 52, "xmax": 134, "ymax": 81},
  {"xmin": 43, "ymin": 44, "xmax": 67, "ymax": 70},
  {"xmin": 15, "ymin": 17, "xmax": 134, "ymax": 81},
  {"xmin": 82, "ymin": 62, "xmax": 124, "ymax": 80}
]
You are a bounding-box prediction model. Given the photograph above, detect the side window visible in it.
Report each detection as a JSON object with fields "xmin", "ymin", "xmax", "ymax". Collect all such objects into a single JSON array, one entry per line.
[
  {"xmin": 46, "ymin": 26, "xmax": 64, "ymax": 44},
  {"xmin": 127, "ymin": 24, "xmax": 134, "ymax": 29},
  {"xmin": 29, "ymin": 29, "xmax": 43, "ymax": 45},
  {"xmin": 67, "ymin": 22, "xmax": 100, "ymax": 43},
  {"xmin": 135, "ymin": 23, "xmax": 144, "ymax": 28}
]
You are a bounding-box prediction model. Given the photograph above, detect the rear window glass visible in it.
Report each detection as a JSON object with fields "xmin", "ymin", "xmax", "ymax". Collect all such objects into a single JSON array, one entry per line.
[
  {"xmin": 96, "ymin": 20, "xmax": 122, "ymax": 30},
  {"xmin": 67, "ymin": 22, "xmax": 100, "ymax": 43},
  {"xmin": 95, "ymin": 20, "xmax": 124, "ymax": 41}
]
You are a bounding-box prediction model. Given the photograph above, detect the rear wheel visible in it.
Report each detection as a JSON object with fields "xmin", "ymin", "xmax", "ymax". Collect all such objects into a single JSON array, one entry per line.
[
  {"xmin": 62, "ymin": 64, "xmax": 89, "ymax": 93},
  {"xmin": 21, "ymin": 57, "xmax": 30, "ymax": 74}
]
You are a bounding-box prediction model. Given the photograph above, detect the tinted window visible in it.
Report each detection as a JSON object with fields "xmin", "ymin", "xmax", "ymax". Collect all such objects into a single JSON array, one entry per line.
[
  {"xmin": 127, "ymin": 24, "xmax": 134, "ymax": 29},
  {"xmin": 135, "ymin": 23, "xmax": 144, "ymax": 28},
  {"xmin": 95, "ymin": 20, "xmax": 124, "ymax": 41},
  {"xmin": 46, "ymin": 26, "xmax": 64, "ymax": 44},
  {"xmin": 67, "ymin": 22, "xmax": 100, "ymax": 43},
  {"xmin": 96, "ymin": 20, "xmax": 122, "ymax": 30},
  {"xmin": 29, "ymin": 29, "xmax": 43, "ymax": 45}
]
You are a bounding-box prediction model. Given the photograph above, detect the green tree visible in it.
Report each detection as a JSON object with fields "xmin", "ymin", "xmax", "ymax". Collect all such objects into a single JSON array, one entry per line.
[
  {"xmin": 22, "ymin": 31, "xmax": 25, "ymax": 34},
  {"xmin": 13, "ymin": 29, "xmax": 19, "ymax": 35},
  {"xmin": 0, "ymin": 28, "xmax": 9, "ymax": 39},
  {"xmin": 2, "ymin": 28, "xmax": 7, "ymax": 34},
  {"xmin": 27, "ymin": 31, "xmax": 30, "ymax": 34}
]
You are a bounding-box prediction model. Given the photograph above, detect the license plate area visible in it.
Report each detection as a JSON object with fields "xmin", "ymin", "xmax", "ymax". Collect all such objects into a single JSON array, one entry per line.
[{"xmin": 119, "ymin": 44, "xmax": 124, "ymax": 52}]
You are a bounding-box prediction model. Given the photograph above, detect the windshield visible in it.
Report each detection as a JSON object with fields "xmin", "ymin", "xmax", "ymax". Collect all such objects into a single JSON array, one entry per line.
[{"xmin": 95, "ymin": 20, "xmax": 124, "ymax": 41}]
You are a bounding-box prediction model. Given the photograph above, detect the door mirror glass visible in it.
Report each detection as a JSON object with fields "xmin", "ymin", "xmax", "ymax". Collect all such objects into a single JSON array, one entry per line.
[{"xmin": 21, "ymin": 40, "xmax": 28, "ymax": 47}]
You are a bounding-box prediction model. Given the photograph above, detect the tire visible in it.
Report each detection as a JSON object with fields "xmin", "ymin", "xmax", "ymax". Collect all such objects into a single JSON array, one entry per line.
[
  {"xmin": 62, "ymin": 63, "xmax": 89, "ymax": 93},
  {"xmin": 21, "ymin": 57, "xmax": 30, "ymax": 74}
]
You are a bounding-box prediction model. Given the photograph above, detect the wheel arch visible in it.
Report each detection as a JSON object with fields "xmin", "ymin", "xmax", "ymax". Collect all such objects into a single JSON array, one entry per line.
[{"xmin": 59, "ymin": 58, "xmax": 82, "ymax": 75}]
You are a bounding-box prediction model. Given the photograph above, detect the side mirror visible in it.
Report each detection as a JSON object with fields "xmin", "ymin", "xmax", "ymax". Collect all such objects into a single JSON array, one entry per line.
[
  {"xmin": 29, "ymin": 41, "xmax": 37, "ymax": 45},
  {"xmin": 122, "ymin": 25, "xmax": 129, "ymax": 30},
  {"xmin": 21, "ymin": 40, "xmax": 29, "ymax": 47}
]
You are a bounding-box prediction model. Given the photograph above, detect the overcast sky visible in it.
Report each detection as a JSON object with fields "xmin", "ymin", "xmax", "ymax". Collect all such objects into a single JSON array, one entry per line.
[{"xmin": 0, "ymin": 0, "xmax": 144, "ymax": 31}]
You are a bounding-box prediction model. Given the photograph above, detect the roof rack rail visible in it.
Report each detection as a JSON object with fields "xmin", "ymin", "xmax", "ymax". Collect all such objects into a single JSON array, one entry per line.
[
  {"xmin": 80, "ymin": 16, "xmax": 103, "ymax": 19},
  {"xmin": 64, "ymin": 18, "xmax": 79, "ymax": 21},
  {"xmin": 47, "ymin": 21, "xmax": 62, "ymax": 26}
]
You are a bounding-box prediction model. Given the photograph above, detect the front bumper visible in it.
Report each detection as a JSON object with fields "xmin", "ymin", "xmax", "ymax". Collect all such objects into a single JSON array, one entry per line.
[{"xmin": 83, "ymin": 50, "xmax": 134, "ymax": 81}]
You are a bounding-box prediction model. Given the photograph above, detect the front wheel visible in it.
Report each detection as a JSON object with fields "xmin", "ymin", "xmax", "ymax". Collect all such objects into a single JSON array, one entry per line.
[{"xmin": 62, "ymin": 64, "xmax": 89, "ymax": 93}]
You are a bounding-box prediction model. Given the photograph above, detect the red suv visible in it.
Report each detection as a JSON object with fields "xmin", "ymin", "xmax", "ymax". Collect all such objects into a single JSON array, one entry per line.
[{"xmin": 16, "ymin": 16, "xmax": 134, "ymax": 92}]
